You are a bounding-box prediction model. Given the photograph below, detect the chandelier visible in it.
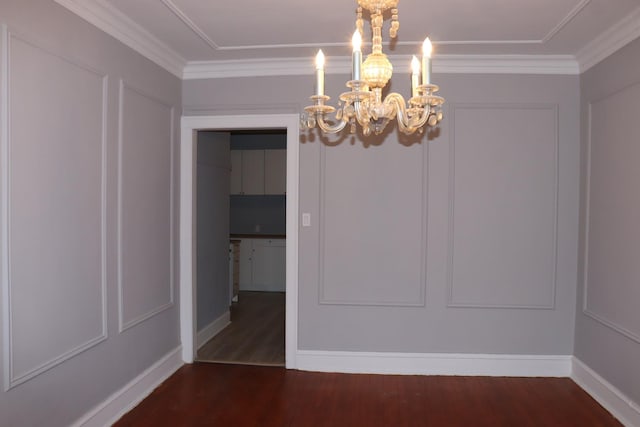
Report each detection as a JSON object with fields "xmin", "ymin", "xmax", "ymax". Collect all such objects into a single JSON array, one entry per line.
[{"xmin": 301, "ymin": 0, "xmax": 445, "ymax": 136}]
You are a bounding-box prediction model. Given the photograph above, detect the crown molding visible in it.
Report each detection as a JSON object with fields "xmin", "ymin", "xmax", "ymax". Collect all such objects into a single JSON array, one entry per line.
[
  {"xmin": 435, "ymin": 55, "xmax": 579, "ymax": 75},
  {"xmin": 541, "ymin": 0, "xmax": 591, "ymax": 43},
  {"xmin": 183, "ymin": 55, "xmax": 580, "ymax": 80},
  {"xmin": 54, "ymin": 0, "xmax": 186, "ymax": 78},
  {"xmin": 183, "ymin": 58, "xmax": 314, "ymax": 80},
  {"xmin": 576, "ymin": 7, "xmax": 640, "ymax": 73},
  {"xmin": 55, "ymin": 0, "xmax": 639, "ymax": 80}
]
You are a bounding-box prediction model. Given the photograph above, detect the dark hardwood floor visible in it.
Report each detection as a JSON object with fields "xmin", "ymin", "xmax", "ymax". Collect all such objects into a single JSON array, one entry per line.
[
  {"xmin": 197, "ymin": 291, "xmax": 285, "ymax": 366},
  {"xmin": 114, "ymin": 363, "xmax": 622, "ymax": 426}
]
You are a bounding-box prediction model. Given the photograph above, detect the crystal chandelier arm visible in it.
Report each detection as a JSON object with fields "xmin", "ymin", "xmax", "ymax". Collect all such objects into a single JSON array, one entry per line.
[
  {"xmin": 353, "ymin": 101, "xmax": 370, "ymax": 127},
  {"xmin": 316, "ymin": 113, "xmax": 348, "ymax": 133},
  {"xmin": 383, "ymin": 93, "xmax": 424, "ymax": 134}
]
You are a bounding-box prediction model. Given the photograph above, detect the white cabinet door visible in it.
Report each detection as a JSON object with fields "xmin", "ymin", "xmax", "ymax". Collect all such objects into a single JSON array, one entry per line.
[
  {"xmin": 241, "ymin": 150, "xmax": 265, "ymax": 195},
  {"xmin": 238, "ymin": 239, "xmax": 253, "ymax": 290},
  {"xmin": 251, "ymin": 239, "xmax": 286, "ymax": 292},
  {"xmin": 264, "ymin": 149, "xmax": 286, "ymax": 195},
  {"xmin": 229, "ymin": 150, "xmax": 242, "ymax": 194}
]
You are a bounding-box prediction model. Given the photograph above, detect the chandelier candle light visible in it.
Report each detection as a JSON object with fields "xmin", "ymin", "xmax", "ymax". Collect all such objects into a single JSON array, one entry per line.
[{"xmin": 302, "ymin": 0, "xmax": 445, "ymax": 136}]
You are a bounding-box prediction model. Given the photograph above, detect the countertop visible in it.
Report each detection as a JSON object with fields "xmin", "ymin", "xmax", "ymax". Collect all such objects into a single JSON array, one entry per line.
[{"xmin": 230, "ymin": 234, "xmax": 286, "ymax": 239}]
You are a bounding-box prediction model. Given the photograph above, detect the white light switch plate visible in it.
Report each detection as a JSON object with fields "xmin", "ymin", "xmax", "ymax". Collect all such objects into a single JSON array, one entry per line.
[{"xmin": 302, "ymin": 213, "xmax": 311, "ymax": 227}]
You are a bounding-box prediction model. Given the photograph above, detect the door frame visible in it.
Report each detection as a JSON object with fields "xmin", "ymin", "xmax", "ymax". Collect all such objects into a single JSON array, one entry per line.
[{"xmin": 179, "ymin": 114, "xmax": 299, "ymax": 368}]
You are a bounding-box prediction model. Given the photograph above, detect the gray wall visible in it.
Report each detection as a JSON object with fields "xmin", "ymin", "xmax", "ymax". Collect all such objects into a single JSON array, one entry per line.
[
  {"xmin": 197, "ymin": 132, "xmax": 231, "ymax": 330},
  {"xmin": 575, "ymin": 36, "xmax": 640, "ymax": 405},
  {"xmin": 0, "ymin": 1, "xmax": 181, "ymax": 426},
  {"xmin": 184, "ymin": 70, "xmax": 581, "ymax": 355}
]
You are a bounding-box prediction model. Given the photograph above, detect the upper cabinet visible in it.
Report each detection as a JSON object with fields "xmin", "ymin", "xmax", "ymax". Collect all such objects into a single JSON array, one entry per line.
[
  {"xmin": 264, "ymin": 149, "xmax": 286, "ymax": 195},
  {"xmin": 230, "ymin": 149, "xmax": 286, "ymax": 195},
  {"xmin": 241, "ymin": 150, "xmax": 265, "ymax": 195},
  {"xmin": 230, "ymin": 150, "xmax": 242, "ymax": 194}
]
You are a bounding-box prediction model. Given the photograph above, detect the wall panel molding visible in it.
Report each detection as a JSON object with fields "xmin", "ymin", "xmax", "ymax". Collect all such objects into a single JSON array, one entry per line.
[
  {"xmin": 582, "ymin": 87, "xmax": 640, "ymax": 344},
  {"xmin": 447, "ymin": 103, "xmax": 559, "ymax": 310},
  {"xmin": 317, "ymin": 140, "xmax": 428, "ymax": 307},
  {"xmin": 2, "ymin": 29, "xmax": 108, "ymax": 389},
  {"xmin": 1, "ymin": 23, "xmax": 10, "ymax": 392},
  {"xmin": 117, "ymin": 80, "xmax": 175, "ymax": 333}
]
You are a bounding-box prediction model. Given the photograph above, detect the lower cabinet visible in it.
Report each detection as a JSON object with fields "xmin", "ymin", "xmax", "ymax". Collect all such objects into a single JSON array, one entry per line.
[{"xmin": 237, "ymin": 238, "xmax": 285, "ymax": 292}]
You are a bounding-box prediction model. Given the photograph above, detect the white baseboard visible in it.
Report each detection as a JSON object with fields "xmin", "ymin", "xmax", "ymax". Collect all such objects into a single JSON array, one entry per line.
[
  {"xmin": 196, "ymin": 310, "xmax": 230, "ymax": 349},
  {"xmin": 571, "ymin": 357, "xmax": 640, "ymax": 427},
  {"xmin": 296, "ymin": 350, "xmax": 572, "ymax": 377},
  {"xmin": 71, "ymin": 346, "xmax": 183, "ymax": 427}
]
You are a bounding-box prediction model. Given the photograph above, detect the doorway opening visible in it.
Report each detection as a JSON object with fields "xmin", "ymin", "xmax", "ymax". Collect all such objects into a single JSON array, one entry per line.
[
  {"xmin": 196, "ymin": 129, "xmax": 287, "ymax": 366},
  {"xmin": 179, "ymin": 114, "xmax": 299, "ymax": 369}
]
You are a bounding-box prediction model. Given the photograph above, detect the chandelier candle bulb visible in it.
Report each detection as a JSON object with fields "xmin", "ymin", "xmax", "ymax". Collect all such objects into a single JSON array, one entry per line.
[
  {"xmin": 352, "ymin": 31, "xmax": 362, "ymax": 80},
  {"xmin": 411, "ymin": 55, "xmax": 420, "ymax": 97},
  {"xmin": 315, "ymin": 50, "xmax": 325, "ymax": 96},
  {"xmin": 422, "ymin": 37, "xmax": 432, "ymax": 85}
]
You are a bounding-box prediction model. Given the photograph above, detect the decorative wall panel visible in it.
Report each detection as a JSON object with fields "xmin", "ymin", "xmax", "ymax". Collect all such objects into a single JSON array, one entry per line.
[
  {"xmin": 448, "ymin": 104, "xmax": 558, "ymax": 309},
  {"xmin": 583, "ymin": 84, "xmax": 640, "ymax": 343},
  {"xmin": 318, "ymin": 140, "xmax": 427, "ymax": 306},
  {"xmin": 118, "ymin": 80, "xmax": 174, "ymax": 332},
  {"xmin": 3, "ymin": 32, "xmax": 107, "ymax": 388}
]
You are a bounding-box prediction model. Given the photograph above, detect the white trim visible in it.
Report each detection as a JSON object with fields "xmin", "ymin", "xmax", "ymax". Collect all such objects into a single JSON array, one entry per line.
[
  {"xmin": 296, "ymin": 350, "xmax": 572, "ymax": 377},
  {"xmin": 183, "ymin": 58, "xmax": 315, "ymax": 80},
  {"xmin": 179, "ymin": 114, "xmax": 299, "ymax": 368},
  {"xmin": 183, "ymin": 55, "xmax": 580, "ymax": 80},
  {"xmin": 434, "ymin": 54, "xmax": 579, "ymax": 75},
  {"xmin": 179, "ymin": 121, "xmax": 196, "ymax": 363},
  {"xmin": 161, "ymin": 0, "xmax": 219, "ymax": 52},
  {"xmin": 1, "ymin": 24, "xmax": 11, "ymax": 391},
  {"xmin": 572, "ymin": 357, "xmax": 640, "ymax": 427},
  {"xmin": 196, "ymin": 310, "xmax": 230, "ymax": 350},
  {"xmin": 179, "ymin": 122, "xmax": 197, "ymax": 363},
  {"xmin": 541, "ymin": 0, "xmax": 591, "ymax": 43},
  {"xmin": 54, "ymin": 0, "xmax": 186, "ymax": 78},
  {"xmin": 577, "ymin": 7, "xmax": 640, "ymax": 73},
  {"xmin": 285, "ymin": 117, "xmax": 300, "ymax": 369},
  {"xmin": 70, "ymin": 346, "xmax": 183, "ymax": 427}
]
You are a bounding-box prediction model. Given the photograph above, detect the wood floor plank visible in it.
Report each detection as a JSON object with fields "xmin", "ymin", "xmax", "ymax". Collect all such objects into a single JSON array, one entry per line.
[
  {"xmin": 114, "ymin": 363, "xmax": 623, "ymax": 426},
  {"xmin": 197, "ymin": 291, "xmax": 285, "ymax": 366}
]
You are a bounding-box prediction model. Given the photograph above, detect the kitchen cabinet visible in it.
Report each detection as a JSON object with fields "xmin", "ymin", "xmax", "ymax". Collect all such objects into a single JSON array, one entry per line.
[
  {"xmin": 229, "ymin": 240, "xmax": 240, "ymax": 303},
  {"xmin": 238, "ymin": 238, "xmax": 254, "ymax": 290},
  {"xmin": 251, "ymin": 239, "xmax": 286, "ymax": 291},
  {"xmin": 230, "ymin": 149, "xmax": 286, "ymax": 195},
  {"xmin": 241, "ymin": 150, "xmax": 265, "ymax": 195},
  {"xmin": 229, "ymin": 150, "xmax": 242, "ymax": 194},
  {"xmin": 236, "ymin": 238, "xmax": 285, "ymax": 292},
  {"xmin": 264, "ymin": 149, "xmax": 286, "ymax": 194}
]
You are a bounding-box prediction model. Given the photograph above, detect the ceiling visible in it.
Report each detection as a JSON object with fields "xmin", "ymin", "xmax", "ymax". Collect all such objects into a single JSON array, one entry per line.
[{"xmin": 55, "ymin": 0, "xmax": 640, "ymax": 78}]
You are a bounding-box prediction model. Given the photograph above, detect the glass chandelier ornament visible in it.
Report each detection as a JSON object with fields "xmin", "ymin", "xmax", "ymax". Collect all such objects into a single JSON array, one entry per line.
[{"xmin": 302, "ymin": 0, "xmax": 445, "ymax": 136}]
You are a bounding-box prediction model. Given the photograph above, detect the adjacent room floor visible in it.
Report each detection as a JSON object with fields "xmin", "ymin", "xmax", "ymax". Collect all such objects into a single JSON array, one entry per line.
[
  {"xmin": 114, "ymin": 363, "xmax": 622, "ymax": 426},
  {"xmin": 197, "ymin": 291, "xmax": 285, "ymax": 366}
]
